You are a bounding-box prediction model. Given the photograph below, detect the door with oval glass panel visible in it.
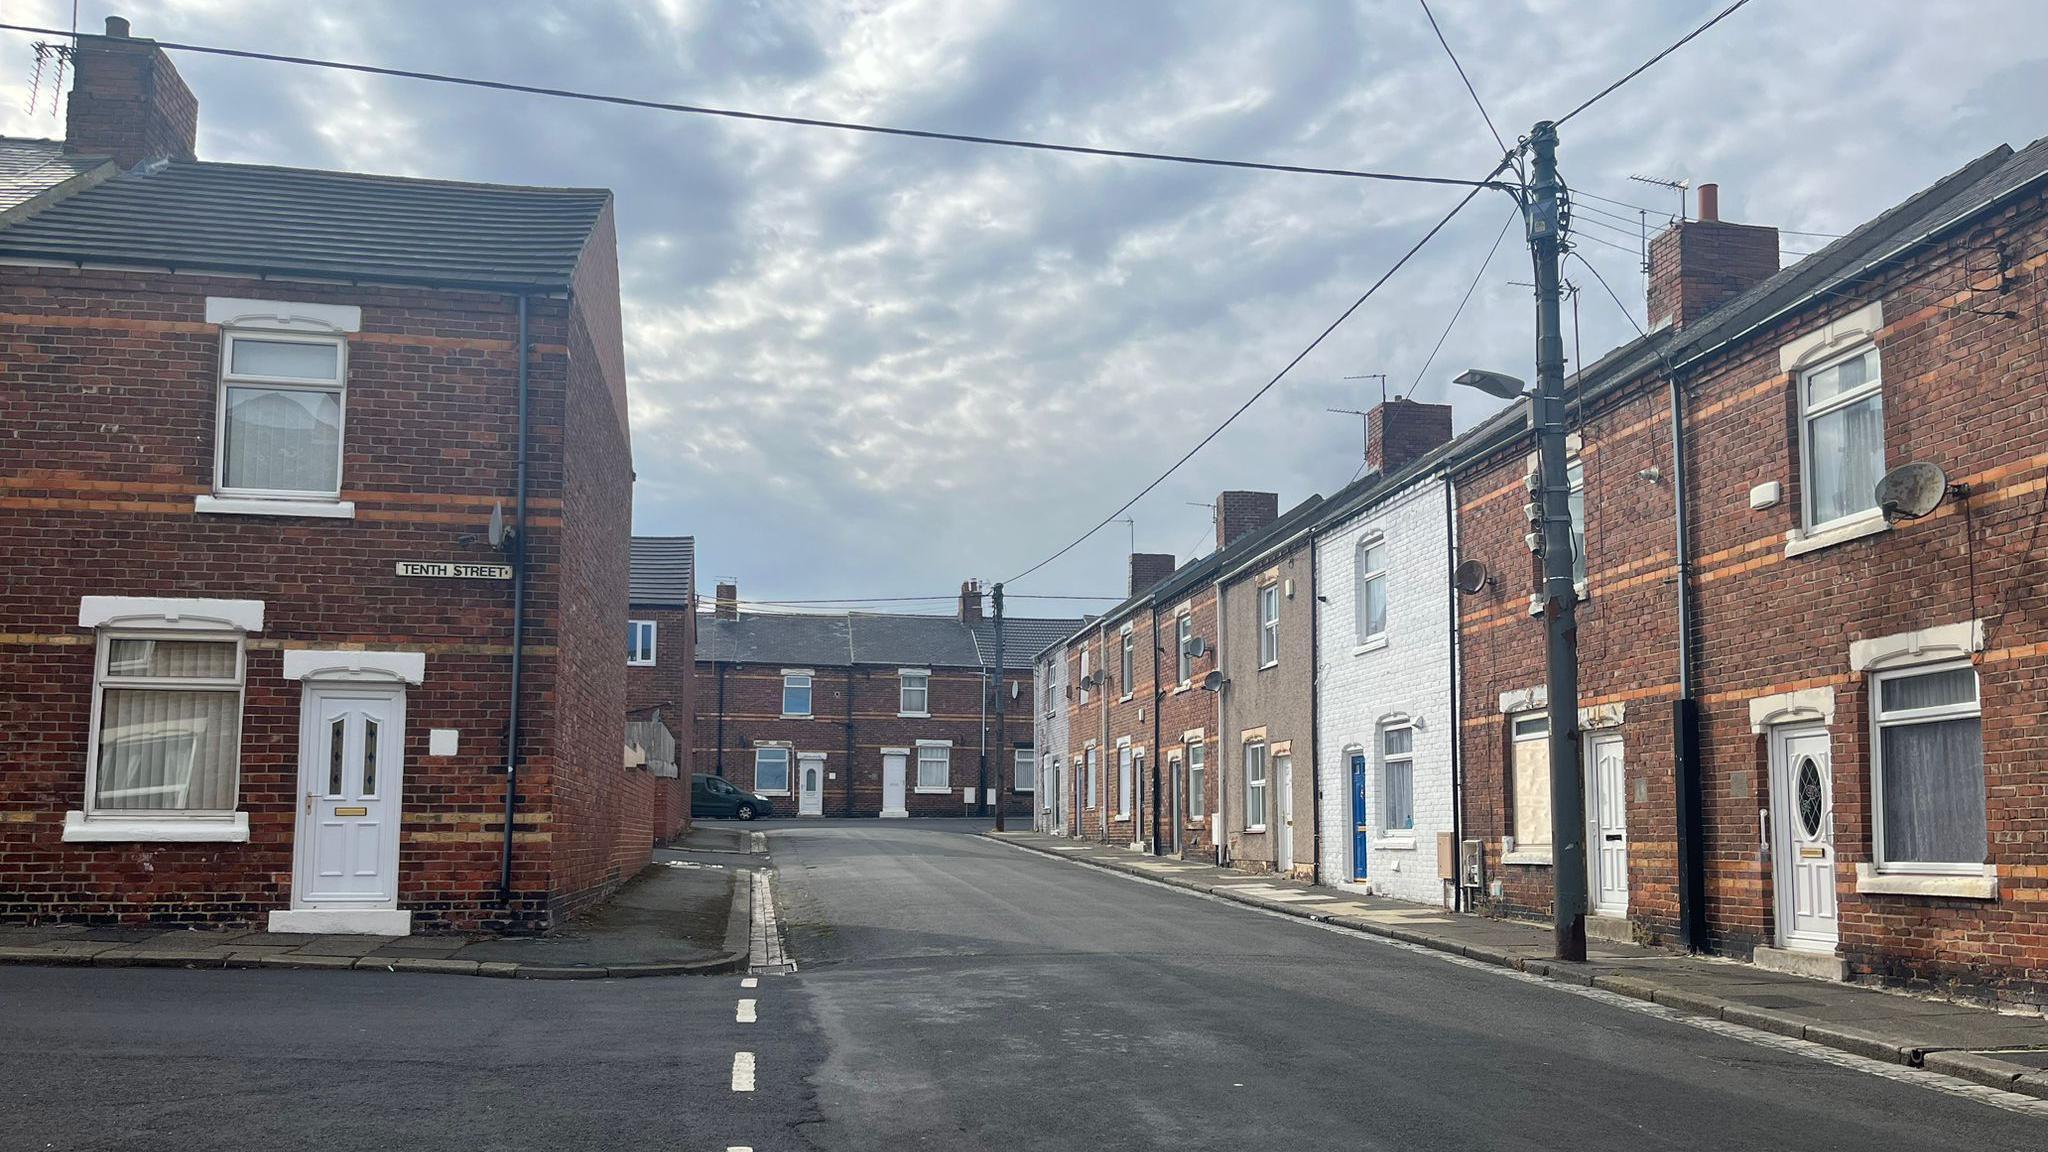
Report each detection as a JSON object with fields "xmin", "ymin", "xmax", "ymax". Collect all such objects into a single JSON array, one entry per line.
[
  {"xmin": 798, "ymin": 752, "xmax": 825, "ymax": 817},
  {"xmin": 295, "ymin": 687, "xmax": 405, "ymax": 909},
  {"xmin": 1769, "ymin": 724, "xmax": 1838, "ymax": 952}
]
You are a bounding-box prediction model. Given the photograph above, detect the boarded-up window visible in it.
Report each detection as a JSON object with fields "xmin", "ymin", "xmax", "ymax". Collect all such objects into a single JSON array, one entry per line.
[{"xmin": 1511, "ymin": 713, "xmax": 1551, "ymax": 848}]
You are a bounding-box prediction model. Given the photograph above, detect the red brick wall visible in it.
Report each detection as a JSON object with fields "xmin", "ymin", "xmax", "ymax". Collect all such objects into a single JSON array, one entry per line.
[
  {"xmin": 1158, "ymin": 589, "xmax": 1222, "ymax": 859},
  {"xmin": 63, "ymin": 31, "xmax": 198, "ymax": 168},
  {"xmin": 0, "ymin": 267, "xmax": 575, "ymax": 931},
  {"xmin": 627, "ymin": 604, "xmax": 695, "ymax": 841}
]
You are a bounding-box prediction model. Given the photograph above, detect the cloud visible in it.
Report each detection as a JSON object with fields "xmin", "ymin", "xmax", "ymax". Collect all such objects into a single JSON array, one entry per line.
[{"xmin": 3, "ymin": 0, "xmax": 2046, "ymax": 608}]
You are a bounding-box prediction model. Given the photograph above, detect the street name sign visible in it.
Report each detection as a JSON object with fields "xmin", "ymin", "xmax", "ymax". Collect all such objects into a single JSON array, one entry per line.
[{"xmin": 395, "ymin": 560, "xmax": 513, "ymax": 580}]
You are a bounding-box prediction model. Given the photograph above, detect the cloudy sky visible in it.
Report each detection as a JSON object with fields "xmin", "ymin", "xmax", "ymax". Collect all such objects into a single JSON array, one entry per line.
[{"xmin": 5, "ymin": 1, "xmax": 2046, "ymax": 614}]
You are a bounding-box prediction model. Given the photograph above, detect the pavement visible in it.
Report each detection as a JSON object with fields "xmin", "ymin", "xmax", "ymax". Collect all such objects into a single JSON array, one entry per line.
[
  {"xmin": 0, "ymin": 834, "xmax": 761, "ymax": 979},
  {"xmin": 991, "ymin": 827, "xmax": 2048, "ymax": 1100}
]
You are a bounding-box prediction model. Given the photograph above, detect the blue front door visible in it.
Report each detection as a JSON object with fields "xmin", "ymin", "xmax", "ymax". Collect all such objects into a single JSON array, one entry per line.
[{"xmin": 1350, "ymin": 753, "xmax": 1369, "ymax": 880}]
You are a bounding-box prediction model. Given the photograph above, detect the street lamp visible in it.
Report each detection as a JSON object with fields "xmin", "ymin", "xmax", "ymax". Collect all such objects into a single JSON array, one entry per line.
[{"xmin": 1451, "ymin": 369, "xmax": 1528, "ymax": 400}]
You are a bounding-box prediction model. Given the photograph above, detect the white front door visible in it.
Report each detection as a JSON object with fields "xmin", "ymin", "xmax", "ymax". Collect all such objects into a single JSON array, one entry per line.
[
  {"xmin": 798, "ymin": 754, "xmax": 825, "ymax": 817},
  {"xmin": 1274, "ymin": 753, "xmax": 1295, "ymax": 874},
  {"xmin": 1772, "ymin": 724, "xmax": 1838, "ymax": 952},
  {"xmin": 295, "ymin": 687, "xmax": 404, "ymax": 911},
  {"xmin": 1586, "ymin": 732, "xmax": 1629, "ymax": 917},
  {"xmin": 881, "ymin": 749, "xmax": 908, "ymax": 818}
]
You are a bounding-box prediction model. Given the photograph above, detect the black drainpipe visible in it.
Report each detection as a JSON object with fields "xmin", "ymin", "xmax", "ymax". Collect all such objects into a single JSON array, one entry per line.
[
  {"xmin": 714, "ymin": 662, "xmax": 728, "ymax": 776},
  {"xmin": 1149, "ymin": 607, "xmax": 1163, "ymax": 855},
  {"xmin": 844, "ymin": 665, "xmax": 857, "ymax": 816},
  {"xmin": 498, "ymin": 294, "xmax": 531, "ymax": 905},
  {"xmin": 1445, "ymin": 475, "xmax": 1464, "ymax": 912},
  {"xmin": 1307, "ymin": 543, "xmax": 1323, "ymax": 886},
  {"xmin": 1669, "ymin": 371, "xmax": 1707, "ymax": 951}
]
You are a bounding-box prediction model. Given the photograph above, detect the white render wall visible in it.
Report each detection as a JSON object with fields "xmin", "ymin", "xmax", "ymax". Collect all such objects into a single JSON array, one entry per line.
[
  {"xmin": 1314, "ymin": 475, "xmax": 1456, "ymax": 906},
  {"xmin": 1033, "ymin": 647, "xmax": 1070, "ymax": 833}
]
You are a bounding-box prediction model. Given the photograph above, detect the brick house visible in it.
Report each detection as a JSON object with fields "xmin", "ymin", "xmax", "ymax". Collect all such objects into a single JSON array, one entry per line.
[
  {"xmin": 0, "ymin": 19, "xmax": 657, "ymax": 934},
  {"xmin": 1455, "ymin": 140, "xmax": 2048, "ymax": 1006},
  {"xmin": 694, "ymin": 582, "xmax": 1074, "ymax": 818},
  {"xmin": 626, "ymin": 536, "xmax": 696, "ymax": 841},
  {"xmin": 1308, "ymin": 401, "xmax": 1460, "ymax": 904},
  {"xmin": 1215, "ymin": 496, "xmax": 1325, "ymax": 878}
]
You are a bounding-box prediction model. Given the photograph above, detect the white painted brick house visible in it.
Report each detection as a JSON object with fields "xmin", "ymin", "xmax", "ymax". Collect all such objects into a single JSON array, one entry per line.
[{"xmin": 1314, "ymin": 473, "xmax": 1458, "ymax": 907}]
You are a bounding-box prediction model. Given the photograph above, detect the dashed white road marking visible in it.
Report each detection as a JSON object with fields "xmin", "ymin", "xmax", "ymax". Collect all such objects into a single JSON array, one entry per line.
[
  {"xmin": 731, "ymin": 1051, "xmax": 756, "ymax": 1092},
  {"xmin": 737, "ymin": 998, "xmax": 758, "ymax": 1023},
  {"xmin": 741, "ymin": 976, "xmax": 759, "ymax": 989}
]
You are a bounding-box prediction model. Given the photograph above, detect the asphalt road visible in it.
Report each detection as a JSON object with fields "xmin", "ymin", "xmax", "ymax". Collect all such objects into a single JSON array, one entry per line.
[{"xmin": 1, "ymin": 820, "xmax": 2041, "ymax": 1151}]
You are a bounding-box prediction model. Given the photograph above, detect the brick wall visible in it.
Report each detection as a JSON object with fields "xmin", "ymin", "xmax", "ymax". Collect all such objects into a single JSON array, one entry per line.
[
  {"xmin": 62, "ymin": 25, "xmax": 198, "ymax": 168},
  {"xmin": 1157, "ymin": 588, "xmax": 1222, "ymax": 859},
  {"xmin": 627, "ymin": 603, "xmax": 695, "ymax": 840},
  {"xmin": 1367, "ymin": 400, "xmax": 1454, "ymax": 476}
]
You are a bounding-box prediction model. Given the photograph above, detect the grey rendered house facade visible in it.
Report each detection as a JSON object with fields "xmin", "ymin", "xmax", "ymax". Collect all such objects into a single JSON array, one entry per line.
[
  {"xmin": 1032, "ymin": 635, "xmax": 1073, "ymax": 833},
  {"xmin": 1215, "ymin": 510, "xmax": 1320, "ymax": 878}
]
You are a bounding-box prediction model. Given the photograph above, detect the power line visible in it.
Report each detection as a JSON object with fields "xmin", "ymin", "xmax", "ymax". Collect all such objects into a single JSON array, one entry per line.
[
  {"xmin": 1418, "ymin": 0, "xmax": 1508, "ymax": 156},
  {"xmin": 1555, "ymin": 0, "xmax": 1757, "ymax": 127},
  {"xmin": 1572, "ymin": 229, "xmax": 1643, "ymax": 258},
  {"xmin": 1573, "ymin": 187, "xmax": 1663, "ymax": 216},
  {"xmin": 1570, "ymin": 249, "xmax": 1653, "ymax": 343},
  {"xmin": 0, "ymin": 21, "xmax": 1503, "ymax": 189},
  {"xmin": 1405, "ymin": 208, "xmax": 1520, "ymax": 401},
  {"xmin": 1004, "ymin": 171, "xmax": 1504, "ymax": 586}
]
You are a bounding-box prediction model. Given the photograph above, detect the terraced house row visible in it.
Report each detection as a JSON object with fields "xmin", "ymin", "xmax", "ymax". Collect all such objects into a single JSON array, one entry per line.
[{"xmin": 1034, "ymin": 138, "xmax": 2048, "ymax": 1009}]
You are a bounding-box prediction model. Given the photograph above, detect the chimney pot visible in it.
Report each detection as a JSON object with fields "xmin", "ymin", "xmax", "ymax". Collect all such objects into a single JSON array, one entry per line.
[
  {"xmin": 1697, "ymin": 183, "xmax": 1719, "ymax": 223},
  {"xmin": 105, "ymin": 16, "xmax": 131, "ymax": 38},
  {"xmin": 1645, "ymin": 186, "xmax": 1778, "ymax": 330}
]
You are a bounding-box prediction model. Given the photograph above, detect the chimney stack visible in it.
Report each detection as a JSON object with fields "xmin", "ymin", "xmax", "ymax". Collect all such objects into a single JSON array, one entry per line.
[
  {"xmin": 714, "ymin": 582, "xmax": 738, "ymax": 620},
  {"xmin": 63, "ymin": 17, "xmax": 200, "ymax": 169},
  {"xmin": 958, "ymin": 580, "xmax": 983, "ymax": 623},
  {"xmin": 1215, "ymin": 491, "xmax": 1279, "ymax": 553},
  {"xmin": 1366, "ymin": 398, "xmax": 1454, "ymax": 476},
  {"xmin": 1128, "ymin": 552, "xmax": 1177, "ymax": 596},
  {"xmin": 1646, "ymin": 182, "xmax": 1778, "ymax": 330}
]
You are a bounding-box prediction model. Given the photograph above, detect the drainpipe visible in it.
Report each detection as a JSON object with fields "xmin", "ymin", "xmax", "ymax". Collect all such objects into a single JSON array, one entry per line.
[
  {"xmin": 1670, "ymin": 371, "xmax": 1707, "ymax": 951},
  {"xmin": 498, "ymin": 294, "xmax": 530, "ymax": 906},
  {"xmin": 714, "ymin": 662, "xmax": 728, "ymax": 777},
  {"xmin": 1213, "ymin": 594, "xmax": 1228, "ymax": 868},
  {"xmin": 1150, "ymin": 607, "xmax": 1164, "ymax": 856},
  {"xmin": 1445, "ymin": 475, "xmax": 1465, "ymax": 912},
  {"xmin": 978, "ymin": 664, "xmax": 989, "ymax": 817},
  {"xmin": 1307, "ymin": 545, "xmax": 1323, "ymax": 886},
  {"xmin": 844, "ymin": 665, "xmax": 856, "ymax": 817}
]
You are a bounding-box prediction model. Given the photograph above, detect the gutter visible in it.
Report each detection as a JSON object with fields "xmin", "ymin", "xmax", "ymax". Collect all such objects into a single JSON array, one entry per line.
[
  {"xmin": 497, "ymin": 294, "xmax": 530, "ymax": 905},
  {"xmin": 1307, "ymin": 538, "xmax": 1323, "ymax": 886},
  {"xmin": 1444, "ymin": 475, "xmax": 1464, "ymax": 912}
]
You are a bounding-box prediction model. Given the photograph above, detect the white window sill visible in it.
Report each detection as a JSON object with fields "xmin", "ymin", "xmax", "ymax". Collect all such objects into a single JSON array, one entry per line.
[
  {"xmin": 913, "ymin": 786, "xmax": 953, "ymax": 795},
  {"xmin": 628, "ymin": 660, "xmax": 655, "ymax": 668},
  {"xmin": 1501, "ymin": 847, "xmax": 1553, "ymax": 866},
  {"xmin": 754, "ymin": 789, "xmax": 791, "ymax": 797},
  {"xmin": 196, "ymin": 495, "xmax": 355, "ymax": 519},
  {"xmin": 63, "ymin": 811, "xmax": 250, "ymax": 843},
  {"xmin": 898, "ymin": 711, "xmax": 930, "ymax": 719},
  {"xmin": 1352, "ymin": 636, "xmax": 1389, "ymax": 656},
  {"xmin": 780, "ymin": 714, "xmax": 812, "ymax": 721},
  {"xmin": 1119, "ymin": 694, "xmax": 1134, "ymax": 704},
  {"xmin": 1244, "ymin": 824, "xmax": 1268, "ymax": 834},
  {"xmin": 1785, "ymin": 508, "xmax": 1889, "ymax": 558},
  {"xmin": 1854, "ymin": 863, "xmax": 1997, "ymax": 900},
  {"xmin": 1377, "ymin": 835, "xmax": 1418, "ymax": 851},
  {"xmin": 1258, "ymin": 661, "xmax": 1279, "ymax": 671},
  {"xmin": 1186, "ymin": 818, "xmax": 1207, "ymax": 828}
]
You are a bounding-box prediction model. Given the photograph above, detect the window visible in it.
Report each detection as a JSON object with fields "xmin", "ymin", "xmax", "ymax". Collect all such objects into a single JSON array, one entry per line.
[
  {"xmin": 1085, "ymin": 746, "xmax": 1099, "ymax": 809},
  {"xmin": 627, "ymin": 620, "xmax": 657, "ymax": 666},
  {"xmin": 1187, "ymin": 741, "xmax": 1206, "ymax": 821},
  {"xmin": 1799, "ymin": 345, "xmax": 1884, "ymax": 529},
  {"xmin": 1567, "ymin": 460, "xmax": 1587, "ymax": 587},
  {"xmin": 754, "ymin": 747, "xmax": 791, "ymax": 794},
  {"xmin": 1243, "ymin": 740, "xmax": 1268, "ymax": 829},
  {"xmin": 1119, "ymin": 629, "xmax": 1134, "ymax": 698},
  {"xmin": 1015, "ymin": 747, "xmax": 1035, "ymax": 793},
  {"xmin": 1258, "ymin": 584, "xmax": 1280, "ymax": 667},
  {"xmin": 1116, "ymin": 744, "xmax": 1133, "ymax": 818},
  {"xmin": 1873, "ymin": 663, "xmax": 1984, "ymax": 872},
  {"xmin": 899, "ymin": 670, "xmax": 930, "ymax": 716},
  {"xmin": 916, "ymin": 742, "xmax": 950, "ymax": 792},
  {"xmin": 1382, "ymin": 726, "xmax": 1415, "ymax": 832},
  {"xmin": 1176, "ymin": 615, "xmax": 1194, "ymax": 683},
  {"xmin": 1511, "ymin": 713, "xmax": 1551, "ymax": 851},
  {"xmin": 1356, "ymin": 536, "xmax": 1387, "ymax": 643},
  {"xmin": 782, "ymin": 672, "xmax": 812, "ymax": 717},
  {"xmin": 87, "ymin": 634, "xmax": 245, "ymax": 816},
  {"xmin": 1079, "ymin": 648, "xmax": 1091, "ymax": 704},
  {"xmin": 215, "ymin": 332, "xmax": 346, "ymax": 500}
]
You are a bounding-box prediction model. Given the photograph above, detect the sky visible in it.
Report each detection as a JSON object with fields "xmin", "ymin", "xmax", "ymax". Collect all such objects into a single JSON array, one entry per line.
[{"xmin": 4, "ymin": 1, "xmax": 2046, "ymax": 616}]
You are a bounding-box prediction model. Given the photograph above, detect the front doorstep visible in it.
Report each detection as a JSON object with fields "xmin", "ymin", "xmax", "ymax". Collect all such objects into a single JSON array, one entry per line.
[
  {"xmin": 1752, "ymin": 943, "xmax": 1848, "ymax": 982},
  {"xmin": 1586, "ymin": 914, "xmax": 1633, "ymax": 944},
  {"xmin": 268, "ymin": 908, "xmax": 413, "ymax": 936},
  {"xmin": 879, "ymin": 809, "xmax": 908, "ymax": 819}
]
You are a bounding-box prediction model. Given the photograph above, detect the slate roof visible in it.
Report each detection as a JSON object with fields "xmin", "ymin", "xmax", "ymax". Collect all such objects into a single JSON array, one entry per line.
[
  {"xmin": 628, "ymin": 537, "xmax": 696, "ymax": 608},
  {"xmin": 699, "ymin": 611, "xmax": 1085, "ymax": 671},
  {"xmin": 0, "ymin": 138, "xmax": 108, "ymax": 213},
  {"xmin": 0, "ymin": 152, "xmax": 611, "ymax": 290}
]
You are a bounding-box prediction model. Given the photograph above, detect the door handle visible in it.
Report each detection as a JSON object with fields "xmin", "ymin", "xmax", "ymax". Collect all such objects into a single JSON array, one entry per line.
[{"xmin": 1759, "ymin": 807, "xmax": 1770, "ymax": 855}]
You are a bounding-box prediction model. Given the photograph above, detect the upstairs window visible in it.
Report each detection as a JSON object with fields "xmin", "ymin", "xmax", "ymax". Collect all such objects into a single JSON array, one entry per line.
[
  {"xmin": 1176, "ymin": 615, "xmax": 1194, "ymax": 683},
  {"xmin": 1873, "ymin": 663, "xmax": 1984, "ymax": 873},
  {"xmin": 1356, "ymin": 536, "xmax": 1387, "ymax": 643},
  {"xmin": 1258, "ymin": 584, "xmax": 1280, "ymax": 667},
  {"xmin": 627, "ymin": 620, "xmax": 657, "ymax": 666},
  {"xmin": 1567, "ymin": 460, "xmax": 1587, "ymax": 587},
  {"xmin": 1119, "ymin": 629, "xmax": 1135, "ymax": 698},
  {"xmin": 899, "ymin": 670, "xmax": 930, "ymax": 716},
  {"xmin": 1799, "ymin": 345, "xmax": 1884, "ymax": 529},
  {"xmin": 781, "ymin": 672, "xmax": 813, "ymax": 717},
  {"xmin": 1079, "ymin": 648, "xmax": 1091, "ymax": 704},
  {"xmin": 216, "ymin": 332, "xmax": 346, "ymax": 500},
  {"xmin": 88, "ymin": 634, "xmax": 245, "ymax": 816}
]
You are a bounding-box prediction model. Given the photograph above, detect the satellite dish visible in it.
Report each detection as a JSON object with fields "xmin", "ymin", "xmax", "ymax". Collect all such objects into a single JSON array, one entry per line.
[
  {"xmin": 1188, "ymin": 636, "xmax": 1209, "ymax": 659},
  {"xmin": 1454, "ymin": 558, "xmax": 1491, "ymax": 595},
  {"xmin": 1078, "ymin": 673, "xmax": 1096, "ymax": 691},
  {"xmin": 1875, "ymin": 462, "xmax": 1947, "ymax": 521},
  {"xmin": 1200, "ymin": 670, "xmax": 1225, "ymax": 693},
  {"xmin": 487, "ymin": 500, "xmax": 513, "ymax": 550}
]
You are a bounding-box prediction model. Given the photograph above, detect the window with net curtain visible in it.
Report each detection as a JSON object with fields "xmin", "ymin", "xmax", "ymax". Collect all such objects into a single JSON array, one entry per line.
[
  {"xmin": 218, "ymin": 334, "xmax": 345, "ymax": 498},
  {"xmin": 1874, "ymin": 663, "xmax": 1985, "ymax": 872},
  {"xmin": 917, "ymin": 743, "xmax": 950, "ymax": 790},
  {"xmin": 90, "ymin": 636, "xmax": 243, "ymax": 814},
  {"xmin": 1187, "ymin": 741, "xmax": 1206, "ymax": 821},
  {"xmin": 1356, "ymin": 536, "xmax": 1387, "ymax": 643},
  {"xmin": 1800, "ymin": 346, "xmax": 1884, "ymax": 528},
  {"xmin": 1014, "ymin": 747, "xmax": 1034, "ymax": 793},
  {"xmin": 1382, "ymin": 725, "xmax": 1415, "ymax": 831}
]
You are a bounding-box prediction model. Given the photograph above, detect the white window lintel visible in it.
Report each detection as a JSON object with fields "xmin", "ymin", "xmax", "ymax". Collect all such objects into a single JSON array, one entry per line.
[
  {"xmin": 79, "ymin": 595, "xmax": 264, "ymax": 633},
  {"xmin": 1779, "ymin": 300, "xmax": 1882, "ymax": 374},
  {"xmin": 1849, "ymin": 619, "xmax": 1985, "ymax": 673},
  {"xmin": 206, "ymin": 296, "xmax": 363, "ymax": 334},
  {"xmin": 1498, "ymin": 686, "xmax": 1546, "ymax": 714}
]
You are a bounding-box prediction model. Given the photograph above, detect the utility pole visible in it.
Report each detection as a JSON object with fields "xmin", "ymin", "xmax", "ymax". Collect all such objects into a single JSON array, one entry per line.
[
  {"xmin": 1529, "ymin": 121, "xmax": 1587, "ymax": 962},
  {"xmin": 991, "ymin": 582, "xmax": 1006, "ymax": 832}
]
